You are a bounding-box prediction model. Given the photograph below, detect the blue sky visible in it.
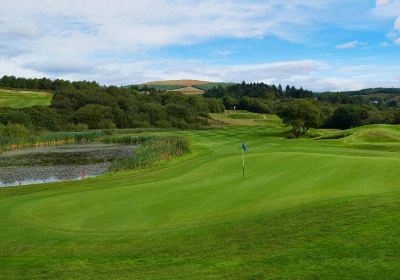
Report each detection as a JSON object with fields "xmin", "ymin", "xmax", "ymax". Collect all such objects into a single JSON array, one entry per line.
[{"xmin": 0, "ymin": 0, "xmax": 399, "ymax": 91}]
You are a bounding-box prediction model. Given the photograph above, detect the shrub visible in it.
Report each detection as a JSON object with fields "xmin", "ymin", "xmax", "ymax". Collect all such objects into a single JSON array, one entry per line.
[
  {"xmin": 74, "ymin": 104, "xmax": 113, "ymax": 129},
  {"xmin": 63, "ymin": 123, "xmax": 89, "ymax": 132}
]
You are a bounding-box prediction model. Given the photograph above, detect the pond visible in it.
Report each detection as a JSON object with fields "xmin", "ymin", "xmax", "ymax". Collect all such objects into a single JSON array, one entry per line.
[{"xmin": 0, "ymin": 144, "xmax": 135, "ymax": 187}]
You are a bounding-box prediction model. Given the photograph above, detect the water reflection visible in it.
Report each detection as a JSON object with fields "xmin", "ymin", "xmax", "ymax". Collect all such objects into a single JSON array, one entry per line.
[{"xmin": 0, "ymin": 144, "xmax": 134, "ymax": 187}]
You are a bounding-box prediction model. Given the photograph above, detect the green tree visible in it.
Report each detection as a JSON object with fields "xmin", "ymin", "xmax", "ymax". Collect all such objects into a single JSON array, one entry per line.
[
  {"xmin": 207, "ymin": 98, "xmax": 225, "ymax": 113},
  {"xmin": 222, "ymin": 96, "xmax": 238, "ymax": 110},
  {"xmin": 277, "ymin": 99, "xmax": 323, "ymax": 137},
  {"xmin": 329, "ymin": 105, "xmax": 369, "ymax": 129},
  {"xmin": 74, "ymin": 104, "xmax": 113, "ymax": 129}
]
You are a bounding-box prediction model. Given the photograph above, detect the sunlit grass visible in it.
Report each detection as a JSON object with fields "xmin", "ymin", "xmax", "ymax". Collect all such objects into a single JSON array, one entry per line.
[{"xmin": 0, "ymin": 88, "xmax": 52, "ymax": 108}]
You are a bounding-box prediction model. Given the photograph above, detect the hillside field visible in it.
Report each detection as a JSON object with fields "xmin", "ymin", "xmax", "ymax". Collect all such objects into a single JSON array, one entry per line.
[
  {"xmin": 1, "ymin": 112, "xmax": 400, "ymax": 279},
  {"xmin": 167, "ymin": 86, "xmax": 205, "ymax": 95},
  {"xmin": 0, "ymin": 89, "xmax": 52, "ymax": 108}
]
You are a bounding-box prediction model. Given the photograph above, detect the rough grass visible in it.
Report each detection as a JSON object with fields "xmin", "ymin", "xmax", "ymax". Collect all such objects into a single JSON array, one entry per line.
[
  {"xmin": 0, "ymin": 88, "xmax": 52, "ymax": 108},
  {"xmin": 227, "ymin": 112, "xmax": 264, "ymax": 120},
  {"xmin": 167, "ymin": 86, "xmax": 205, "ymax": 95},
  {"xmin": 344, "ymin": 125, "xmax": 400, "ymax": 143},
  {"xmin": 2, "ymin": 114, "xmax": 400, "ymax": 279},
  {"xmin": 210, "ymin": 111, "xmax": 281, "ymax": 127}
]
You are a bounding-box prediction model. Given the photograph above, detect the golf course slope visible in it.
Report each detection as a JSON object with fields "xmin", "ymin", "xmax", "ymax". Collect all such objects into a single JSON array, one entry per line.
[
  {"xmin": 1, "ymin": 112, "xmax": 400, "ymax": 279},
  {"xmin": 0, "ymin": 88, "xmax": 52, "ymax": 108}
]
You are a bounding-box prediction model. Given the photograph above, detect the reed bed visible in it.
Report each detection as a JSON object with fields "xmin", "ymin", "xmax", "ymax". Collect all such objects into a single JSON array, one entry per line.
[
  {"xmin": 101, "ymin": 135, "xmax": 156, "ymax": 145},
  {"xmin": 0, "ymin": 124, "xmax": 103, "ymax": 151},
  {"xmin": 0, "ymin": 124, "xmax": 190, "ymax": 171},
  {"xmin": 111, "ymin": 136, "xmax": 190, "ymax": 171}
]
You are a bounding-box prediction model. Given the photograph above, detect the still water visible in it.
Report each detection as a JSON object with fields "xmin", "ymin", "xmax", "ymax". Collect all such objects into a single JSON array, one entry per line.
[{"xmin": 0, "ymin": 144, "xmax": 135, "ymax": 187}]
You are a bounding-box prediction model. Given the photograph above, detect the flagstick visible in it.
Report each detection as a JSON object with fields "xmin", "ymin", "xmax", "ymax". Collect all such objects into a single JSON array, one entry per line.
[{"xmin": 242, "ymin": 149, "xmax": 245, "ymax": 180}]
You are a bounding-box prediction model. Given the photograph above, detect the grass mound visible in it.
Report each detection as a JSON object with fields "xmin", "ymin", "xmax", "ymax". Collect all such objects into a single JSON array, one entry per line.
[{"xmin": 352, "ymin": 127, "xmax": 400, "ymax": 142}]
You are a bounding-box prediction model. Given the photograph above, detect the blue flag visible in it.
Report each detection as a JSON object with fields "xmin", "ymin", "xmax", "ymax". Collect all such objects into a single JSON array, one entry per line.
[{"xmin": 242, "ymin": 143, "xmax": 247, "ymax": 152}]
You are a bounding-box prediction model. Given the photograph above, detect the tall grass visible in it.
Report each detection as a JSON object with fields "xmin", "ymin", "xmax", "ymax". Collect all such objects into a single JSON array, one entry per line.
[
  {"xmin": 111, "ymin": 136, "xmax": 190, "ymax": 171},
  {"xmin": 101, "ymin": 135, "xmax": 155, "ymax": 145},
  {"xmin": 0, "ymin": 123, "xmax": 104, "ymax": 151},
  {"xmin": 0, "ymin": 124, "xmax": 191, "ymax": 170}
]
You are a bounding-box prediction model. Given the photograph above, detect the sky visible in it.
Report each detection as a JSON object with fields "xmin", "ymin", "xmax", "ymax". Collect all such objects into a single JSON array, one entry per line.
[{"xmin": 0, "ymin": 0, "xmax": 400, "ymax": 91}]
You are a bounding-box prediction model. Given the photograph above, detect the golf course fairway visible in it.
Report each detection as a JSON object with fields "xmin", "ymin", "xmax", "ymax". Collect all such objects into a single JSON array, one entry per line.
[
  {"xmin": 1, "ymin": 115, "xmax": 400, "ymax": 279},
  {"xmin": 0, "ymin": 89, "xmax": 52, "ymax": 108}
]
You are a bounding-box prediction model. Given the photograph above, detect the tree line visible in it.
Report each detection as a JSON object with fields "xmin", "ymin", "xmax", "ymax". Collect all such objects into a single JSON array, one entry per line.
[
  {"xmin": 0, "ymin": 76, "xmax": 224, "ymax": 131},
  {"xmin": 2, "ymin": 75, "xmax": 400, "ymax": 138},
  {"xmin": 0, "ymin": 75, "xmax": 100, "ymax": 91},
  {"xmin": 204, "ymin": 82, "xmax": 400, "ymax": 137}
]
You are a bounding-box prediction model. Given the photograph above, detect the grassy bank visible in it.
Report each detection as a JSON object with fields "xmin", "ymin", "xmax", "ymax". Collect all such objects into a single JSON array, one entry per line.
[{"xmin": 1, "ymin": 112, "xmax": 400, "ymax": 279}]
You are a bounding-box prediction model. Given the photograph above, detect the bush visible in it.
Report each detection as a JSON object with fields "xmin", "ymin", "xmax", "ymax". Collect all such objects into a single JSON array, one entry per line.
[
  {"xmin": 63, "ymin": 123, "xmax": 89, "ymax": 132},
  {"xmin": 98, "ymin": 119, "xmax": 116, "ymax": 129},
  {"xmin": 74, "ymin": 104, "xmax": 113, "ymax": 129},
  {"xmin": 207, "ymin": 98, "xmax": 225, "ymax": 113},
  {"xmin": 239, "ymin": 97, "xmax": 273, "ymax": 114},
  {"xmin": 286, "ymin": 132, "xmax": 296, "ymax": 139},
  {"xmin": 1, "ymin": 110, "xmax": 31, "ymax": 125}
]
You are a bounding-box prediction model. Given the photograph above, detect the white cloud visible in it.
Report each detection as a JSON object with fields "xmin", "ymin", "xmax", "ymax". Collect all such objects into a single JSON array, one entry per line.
[
  {"xmin": 373, "ymin": 1, "xmax": 400, "ymax": 45},
  {"xmin": 0, "ymin": 0, "xmax": 342, "ymax": 84},
  {"xmin": 0, "ymin": 0, "xmax": 398, "ymax": 91},
  {"xmin": 376, "ymin": 0, "xmax": 393, "ymax": 6},
  {"xmin": 373, "ymin": 0, "xmax": 400, "ymax": 16},
  {"xmin": 1, "ymin": 54, "xmax": 399, "ymax": 92},
  {"xmin": 336, "ymin": 41, "xmax": 363, "ymax": 49},
  {"xmin": 0, "ymin": 1, "xmax": 337, "ymax": 77},
  {"xmin": 0, "ymin": 0, "xmax": 376, "ymax": 60},
  {"xmin": 0, "ymin": 0, "xmax": 318, "ymax": 55},
  {"xmin": 395, "ymin": 17, "xmax": 400, "ymax": 29}
]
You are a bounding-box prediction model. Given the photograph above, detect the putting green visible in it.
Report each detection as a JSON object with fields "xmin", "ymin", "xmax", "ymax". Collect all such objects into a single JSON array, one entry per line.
[{"xmin": 1, "ymin": 117, "xmax": 400, "ymax": 279}]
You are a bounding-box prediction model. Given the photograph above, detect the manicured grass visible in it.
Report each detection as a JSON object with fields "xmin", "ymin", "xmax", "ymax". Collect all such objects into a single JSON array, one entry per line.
[
  {"xmin": 1, "ymin": 113, "xmax": 400, "ymax": 279},
  {"xmin": 0, "ymin": 89, "xmax": 52, "ymax": 108}
]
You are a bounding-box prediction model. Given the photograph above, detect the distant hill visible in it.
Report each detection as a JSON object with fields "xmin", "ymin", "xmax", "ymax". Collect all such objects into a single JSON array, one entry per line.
[
  {"xmin": 129, "ymin": 80, "xmax": 236, "ymax": 95},
  {"xmin": 143, "ymin": 80, "xmax": 211, "ymax": 87},
  {"xmin": 317, "ymin": 87, "xmax": 400, "ymax": 106},
  {"xmin": 320, "ymin": 88, "xmax": 400, "ymax": 96}
]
